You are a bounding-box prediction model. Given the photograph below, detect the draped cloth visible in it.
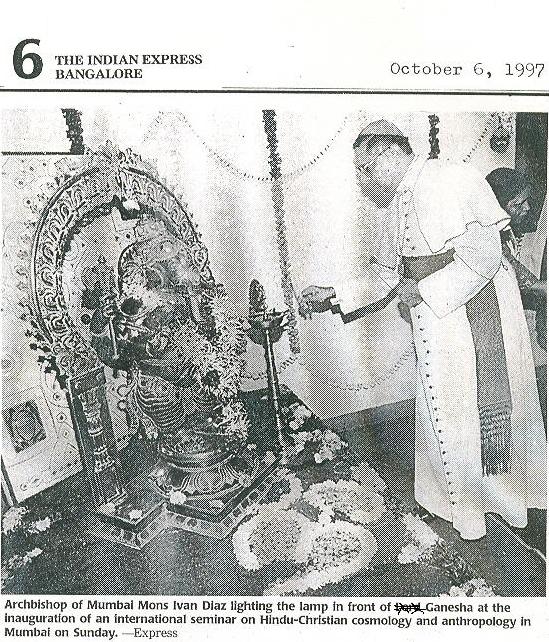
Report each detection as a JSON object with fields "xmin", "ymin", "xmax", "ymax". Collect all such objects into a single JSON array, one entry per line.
[{"xmin": 403, "ymin": 250, "xmax": 513, "ymax": 476}]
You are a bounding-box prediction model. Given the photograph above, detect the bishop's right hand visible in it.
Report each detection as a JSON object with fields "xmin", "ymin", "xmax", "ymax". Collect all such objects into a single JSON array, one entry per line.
[{"xmin": 298, "ymin": 285, "xmax": 336, "ymax": 319}]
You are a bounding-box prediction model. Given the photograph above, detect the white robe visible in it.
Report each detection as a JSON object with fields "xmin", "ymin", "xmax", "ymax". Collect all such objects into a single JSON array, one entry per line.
[{"xmin": 336, "ymin": 158, "xmax": 547, "ymax": 540}]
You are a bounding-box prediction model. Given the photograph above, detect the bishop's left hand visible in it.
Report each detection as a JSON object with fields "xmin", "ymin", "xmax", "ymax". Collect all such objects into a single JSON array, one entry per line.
[{"xmin": 397, "ymin": 278, "xmax": 423, "ymax": 308}]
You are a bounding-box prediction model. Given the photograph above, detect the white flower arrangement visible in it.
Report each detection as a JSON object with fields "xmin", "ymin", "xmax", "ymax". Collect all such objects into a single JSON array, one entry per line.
[
  {"xmin": 286, "ymin": 402, "xmax": 313, "ymax": 432},
  {"xmin": 101, "ymin": 502, "xmax": 117, "ymax": 514},
  {"xmin": 265, "ymin": 520, "xmax": 378, "ymax": 595},
  {"xmin": 29, "ymin": 517, "xmax": 51, "ymax": 533},
  {"xmin": 237, "ymin": 472, "xmax": 253, "ymax": 488},
  {"xmin": 233, "ymin": 509, "xmax": 311, "ymax": 571},
  {"xmin": 292, "ymin": 430, "xmax": 313, "ymax": 454},
  {"xmin": 314, "ymin": 428, "xmax": 345, "ymax": 463},
  {"xmin": 290, "ymin": 427, "xmax": 346, "ymax": 463},
  {"xmin": 231, "ymin": 470, "xmax": 390, "ymax": 595},
  {"xmin": 397, "ymin": 542, "xmax": 427, "ymax": 564},
  {"xmin": 6, "ymin": 547, "xmax": 43, "ymax": 571},
  {"xmin": 303, "ymin": 479, "xmax": 386, "ymax": 525},
  {"xmin": 397, "ymin": 512, "xmax": 441, "ymax": 564}
]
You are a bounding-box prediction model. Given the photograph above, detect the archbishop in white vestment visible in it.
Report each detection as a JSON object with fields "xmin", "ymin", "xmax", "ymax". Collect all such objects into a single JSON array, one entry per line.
[{"xmin": 336, "ymin": 154, "xmax": 547, "ymax": 540}]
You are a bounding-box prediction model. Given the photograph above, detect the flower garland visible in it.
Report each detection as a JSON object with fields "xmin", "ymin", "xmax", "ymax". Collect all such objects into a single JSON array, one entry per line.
[
  {"xmin": 428, "ymin": 114, "xmax": 440, "ymax": 159},
  {"xmin": 462, "ymin": 112, "xmax": 497, "ymax": 163},
  {"xmin": 196, "ymin": 291, "xmax": 247, "ymax": 403},
  {"xmin": 147, "ymin": 111, "xmax": 350, "ymax": 185}
]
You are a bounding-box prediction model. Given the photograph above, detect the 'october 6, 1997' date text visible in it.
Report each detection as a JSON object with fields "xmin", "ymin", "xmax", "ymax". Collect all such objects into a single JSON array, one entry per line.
[{"xmin": 390, "ymin": 61, "xmax": 545, "ymax": 79}]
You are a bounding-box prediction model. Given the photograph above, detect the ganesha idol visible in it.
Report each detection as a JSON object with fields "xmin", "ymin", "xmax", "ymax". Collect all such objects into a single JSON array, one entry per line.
[{"xmin": 82, "ymin": 211, "xmax": 256, "ymax": 501}]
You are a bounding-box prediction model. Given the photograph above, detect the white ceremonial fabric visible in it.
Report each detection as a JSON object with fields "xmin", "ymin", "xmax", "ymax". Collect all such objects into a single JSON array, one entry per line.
[{"xmin": 337, "ymin": 158, "xmax": 547, "ymax": 539}]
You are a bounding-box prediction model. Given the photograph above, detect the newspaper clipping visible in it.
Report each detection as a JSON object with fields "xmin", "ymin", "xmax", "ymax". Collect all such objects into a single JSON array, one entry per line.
[{"xmin": 0, "ymin": 2, "xmax": 547, "ymax": 641}]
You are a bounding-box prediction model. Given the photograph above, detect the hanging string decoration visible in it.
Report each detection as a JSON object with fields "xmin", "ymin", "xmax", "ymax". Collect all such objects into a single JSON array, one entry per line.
[
  {"xmin": 262, "ymin": 109, "xmax": 300, "ymax": 354},
  {"xmin": 462, "ymin": 112, "xmax": 497, "ymax": 163},
  {"xmin": 144, "ymin": 111, "xmax": 350, "ymax": 184}
]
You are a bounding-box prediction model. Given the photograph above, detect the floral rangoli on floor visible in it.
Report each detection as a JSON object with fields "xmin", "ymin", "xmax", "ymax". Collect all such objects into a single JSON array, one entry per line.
[{"xmin": 232, "ymin": 454, "xmax": 497, "ymax": 596}]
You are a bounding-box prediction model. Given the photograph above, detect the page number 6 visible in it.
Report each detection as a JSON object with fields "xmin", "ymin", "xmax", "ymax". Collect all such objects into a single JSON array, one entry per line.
[{"xmin": 13, "ymin": 39, "xmax": 43, "ymax": 79}]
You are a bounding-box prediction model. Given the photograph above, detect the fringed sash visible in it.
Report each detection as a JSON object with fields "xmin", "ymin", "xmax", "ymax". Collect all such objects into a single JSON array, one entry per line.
[{"xmin": 403, "ymin": 251, "xmax": 512, "ymax": 476}]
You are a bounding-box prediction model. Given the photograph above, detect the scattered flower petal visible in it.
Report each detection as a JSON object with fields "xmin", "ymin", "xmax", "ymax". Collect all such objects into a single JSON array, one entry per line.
[
  {"xmin": 2, "ymin": 506, "xmax": 28, "ymax": 534},
  {"xmin": 440, "ymin": 578, "xmax": 496, "ymax": 596},
  {"xmin": 29, "ymin": 517, "xmax": 51, "ymax": 533}
]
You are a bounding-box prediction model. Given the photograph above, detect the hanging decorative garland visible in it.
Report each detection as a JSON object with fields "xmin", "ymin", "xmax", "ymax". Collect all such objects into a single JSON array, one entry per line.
[
  {"xmin": 428, "ymin": 114, "xmax": 440, "ymax": 159},
  {"xmin": 462, "ymin": 112, "xmax": 496, "ymax": 163},
  {"xmin": 61, "ymin": 109, "xmax": 85, "ymax": 154},
  {"xmin": 262, "ymin": 109, "xmax": 300, "ymax": 354}
]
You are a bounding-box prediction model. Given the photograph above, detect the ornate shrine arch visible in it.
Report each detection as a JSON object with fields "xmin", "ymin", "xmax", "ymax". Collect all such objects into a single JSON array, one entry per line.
[{"xmin": 29, "ymin": 143, "xmax": 215, "ymax": 380}]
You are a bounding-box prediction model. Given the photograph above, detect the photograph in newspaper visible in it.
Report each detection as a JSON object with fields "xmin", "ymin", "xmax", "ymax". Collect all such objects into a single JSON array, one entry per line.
[{"xmin": 1, "ymin": 107, "xmax": 546, "ymax": 599}]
